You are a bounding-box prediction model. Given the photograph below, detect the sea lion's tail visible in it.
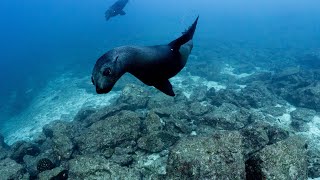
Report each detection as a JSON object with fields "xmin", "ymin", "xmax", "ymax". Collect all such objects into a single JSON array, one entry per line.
[{"xmin": 169, "ymin": 16, "xmax": 199, "ymax": 51}]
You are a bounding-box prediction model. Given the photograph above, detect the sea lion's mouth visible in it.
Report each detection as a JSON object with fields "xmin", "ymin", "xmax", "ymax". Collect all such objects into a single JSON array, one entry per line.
[{"xmin": 96, "ymin": 86, "xmax": 112, "ymax": 94}]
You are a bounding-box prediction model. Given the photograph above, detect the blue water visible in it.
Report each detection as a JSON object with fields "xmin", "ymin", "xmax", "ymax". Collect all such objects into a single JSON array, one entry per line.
[{"xmin": 0, "ymin": 0, "xmax": 320, "ymax": 138}]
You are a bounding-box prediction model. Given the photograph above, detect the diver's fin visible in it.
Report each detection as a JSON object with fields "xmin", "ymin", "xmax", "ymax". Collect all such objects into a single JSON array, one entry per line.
[
  {"xmin": 168, "ymin": 16, "xmax": 199, "ymax": 51},
  {"xmin": 153, "ymin": 79, "xmax": 175, "ymax": 96},
  {"xmin": 119, "ymin": 10, "xmax": 126, "ymax": 15}
]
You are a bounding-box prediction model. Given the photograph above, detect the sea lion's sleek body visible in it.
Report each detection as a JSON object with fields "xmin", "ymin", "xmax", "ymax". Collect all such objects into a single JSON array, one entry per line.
[
  {"xmin": 92, "ymin": 16, "xmax": 199, "ymax": 96},
  {"xmin": 105, "ymin": 0, "xmax": 128, "ymax": 21}
]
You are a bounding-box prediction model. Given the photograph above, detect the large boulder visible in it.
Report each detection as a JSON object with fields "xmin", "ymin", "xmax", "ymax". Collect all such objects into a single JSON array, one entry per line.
[
  {"xmin": 240, "ymin": 83, "xmax": 279, "ymax": 108},
  {"xmin": 166, "ymin": 131, "xmax": 245, "ymax": 179},
  {"xmin": 0, "ymin": 133, "xmax": 9, "ymax": 160},
  {"xmin": 290, "ymin": 108, "xmax": 316, "ymax": 131},
  {"xmin": 189, "ymin": 102, "xmax": 211, "ymax": 116},
  {"xmin": 0, "ymin": 158, "xmax": 25, "ymax": 179},
  {"xmin": 78, "ymin": 103, "xmax": 129, "ymax": 127},
  {"xmin": 75, "ymin": 110, "xmax": 141, "ymax": 154},
  {"xmin": 137, "ymin": 131, "xmax": 179, "ymax": 153},
  {"xmin": 202, "ymin": 103, "xmax": 251, "ymax": 130},
  {"xmin": 147, "ymin": 92, "xmax": 175, "ymax": 109},
  {"xmin": 10, "ymin": 141, "xmax": 40, "ymax": 163},
  {"xmin": 189, "ymin": 85, "xmax": 208, "ymax": 102},
  {"xmin": 240, "ymin": 121, "xmax": 289, "ymax": 159},
  {"xmin": 43, "ymin": 120, "xmax": 74, "ymax": 159},
  {"xmin": 246, "ymin": 136, "xmax": 308, "ymax": 180},
  {"xmin": 116, "ymin": 84, "xmax": 149, "ymax": 110},
  {"xmin": 307, "ymin": 146, "xmax": 320, "ymax": 179},
  {"xmin": 68, "ymin": 155, "xmax": 141, "ymax": 179},
  {"xmin": 38, "ymin": 167, "xmax": 68, "ymax": 180},
  {"xmin": 287, "ymin": 82, "xmax": 320, "ymax": 111},
  {"xmin": 142, "ymin": 112, "xmax": 163, "ymax": 134}
]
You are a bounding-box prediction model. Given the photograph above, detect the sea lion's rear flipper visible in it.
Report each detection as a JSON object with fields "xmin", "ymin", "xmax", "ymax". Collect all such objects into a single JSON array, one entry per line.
[
  {"xmin": 119, "ymin": 10, "xmax": 126, "ymax": 15},
  {"xmin": 168, "ymin": 16, "xmax": 199, "ymax": 51},
  {"xmin": 153, "ymin": 80, "xmax": 175, "ymax": 96}
]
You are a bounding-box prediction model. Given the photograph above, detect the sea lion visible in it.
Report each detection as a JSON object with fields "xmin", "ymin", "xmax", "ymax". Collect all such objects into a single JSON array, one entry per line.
[
  {"xmin": 92, "ymin": 16, "xmax": 199, "ymax": 96},
  {"xmin": 105, "ymin": 0, "xmax": 129, "ymax": 21}
]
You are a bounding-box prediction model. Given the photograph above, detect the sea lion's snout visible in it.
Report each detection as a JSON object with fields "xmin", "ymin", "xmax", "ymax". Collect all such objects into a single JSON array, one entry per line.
[{"xmin": 96, "ymin": 86, "xmax": 111, "ymax": 94}]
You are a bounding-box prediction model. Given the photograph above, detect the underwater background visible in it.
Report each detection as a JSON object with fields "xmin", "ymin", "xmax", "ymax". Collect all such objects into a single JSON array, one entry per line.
[{"xmin": 0, "ymin": 0, "xmax": 320, "ymax": 179}]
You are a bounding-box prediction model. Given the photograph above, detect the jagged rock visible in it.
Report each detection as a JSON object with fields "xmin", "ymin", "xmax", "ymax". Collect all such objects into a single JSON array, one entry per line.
[
  {"xmin": 287, "ymin": 82, "xmax": 320, "ymax": 111},
  {"xmin": 166, "ymin": 131, "xmax": 245, "ymax": 179},
  {"xmin": 240, "ymin": 72, "xmax": 273, "ymax": 84},
  {"xmin": 23, "ymin": 154, "xmax": 57, "ymax": 177},
  {"xmin": 240, "ymin": 121, "xmax": 289, "ymax": 159},
  {"xmin": 117, "ymin": 84, "xmax": 149, "ymax": 110},
  {"xmin": 0, "ymin": 133, "xmax": 9, "ymax": 160},
  {"xmin": 264, "ymin": 123, "xmax": 290, "ymax": 145},
  {"xmin": 75, "ymin": 110, "xmax": 141, "ymax": 154},
  {"xmin": 307, "ymin": 146, "xmax": 320, "ymax": 179},
  {"xmin": 0, "ymin": 158, "xmax": 25, "ymax": 179},
  {"xmin": 290, "ymin": 108, "xmax": 316, "ymax": 122},
  {"xmin": 261, "ymin": 106, "xmax": 287, "ymax": 117},
  {"xmin": 164, "ymin": 118, "xmax": 194, "ymax": 135},
  {"xmin": 189, "ymin": 85, "xmax": 208, "ymax": 102},
  {"xmin": 206, "ymin": 87, "xmax": 216, "ymax": 98},
  {"xmin": 210, "ymin": 89, "xmax": 246, "ymax": 108},
  {"xmin": 110, "ymin": 146, "xmax": 136, "ymax": 166},
  {"xmin": 152, "ymin": 103, "xmax": 191, "ymax": 120},
  {"xmin": 297, "ymin": 53, "xmax": 320, "ymax": 68},
  {"xmin": 73, "ymin": 107, "xmax": 97, "ymax": 122},
  {"xmin": 38, "ymin": 167, "xmax": 68, "ymax": 180},
  {"xmin": 240, "ymin": 83, "xmax": 279, "ymax": 108},
  {"xmin": 173, "ymin": 90, "xmax": 189, "ymax": 104},
  {"xmin": 43, "ymin": 120, "xmax": 74, "ymax": 159},
  {"xmin": 246, "ymin": 136, "xmax": 308, "ymax": 180},
  {"xmin": 69, "ymin": 155, "xmax": 141, "ymax": 179},
  {"xmin": 10, "ymin": 141, "xmax": 40, "ymax": 163},
  {"xmin": 189, "ymin": 102, "xmax": 211, "ymax": 116},
  {"xmin": 81, "ymin": 103, "xmax": 129, "ymax": 127},
  {"xmin": 111, "ymin": 154, "xmax": 133, "ymax": 166},
  {"xmin": 147, "ymin": 93, "xmax": 175, "ymax": 109},
  {"xmin": 273, "ymin": 67, "xmax": 301, "ymax": 81},
  {"xmin": 202, "ymin": 103, "xmax": 252, "ymax": 130},
  {"xmin": 143, "ymin": 112, "xmax": 163, "ymax": 134},
  {"xmin": 0, "ymin": 133, "xmax": 8, "ymax": 148},
  {"xmin": 137, "ymin": 131, "xmax": 179, "ymax": 153},
  {"xmin": 136, "ymin": 153, "xmax": 167, "ymax": 178},
  {"xmin": 290, "ymin": 108, "xmax": 316, "ymax": 131},
  {"xmin": 0, "ymin": 147, "xmax": 7, "ymax": 160}
]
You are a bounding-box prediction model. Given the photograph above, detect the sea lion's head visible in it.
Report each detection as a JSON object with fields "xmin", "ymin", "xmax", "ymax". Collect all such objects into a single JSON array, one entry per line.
[{"xmin": 91, "ymin": 50, "xmax": 125, "ymax": 94}]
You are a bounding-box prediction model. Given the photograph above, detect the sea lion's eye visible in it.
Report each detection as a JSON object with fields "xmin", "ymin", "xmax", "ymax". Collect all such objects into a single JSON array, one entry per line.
[{"xmin": 103, "ymin": 68, "xmax": 112, "ymax": 76}]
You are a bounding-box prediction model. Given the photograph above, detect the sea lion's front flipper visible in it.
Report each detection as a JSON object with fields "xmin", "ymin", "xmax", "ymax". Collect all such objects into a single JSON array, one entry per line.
[
  {"xmin": 119, "ymin": 10, "xmax": 126, "ymax": 15},
  {"xmin": 153, "ymin": 80, "xmax": 175, "ymax": 96}
]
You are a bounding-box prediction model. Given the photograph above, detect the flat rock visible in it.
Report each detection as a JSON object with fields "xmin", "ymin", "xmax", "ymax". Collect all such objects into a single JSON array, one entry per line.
[
  {"xmin": 116, "ymin": 84, "xmax": 149, "ymax": 110},
  {"xmin": 43, "ymin": 120, "xmax": 74, "ymax": 159},
  {"xmin": 75, "ymin": 110, "xmax": 141, "ymax": 154},
  {"xmin": 38, "ymin": 167, "xmax": 68, "ymax": 180},
  {"xmin": 246, "ymin": 136, "xmax": 308, "ymax": 180},
  {"xmin": 69, "ymin": 155, "xmax": 141, "ymax": 179},
  {"xmin": 240, "ymin": 121, "xmax": 289, "ymax": 159},
  {"xmin": 10, "ymin": 141, "xmax": 40, "ymax": 163},
  {"xmin": 166, "ymin": 131, "xmax": 245, "ymax": 179},
  {"xmin": 137, "ymin": 131, "xmax": 179, "ymax": 153},
  {"xmin": 0, "ymin": 158, "xmax": 25, "ymax": 179},
  {"xmin": 202, "ymin": 103, "xmax": 251, "ymax": 130}
]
